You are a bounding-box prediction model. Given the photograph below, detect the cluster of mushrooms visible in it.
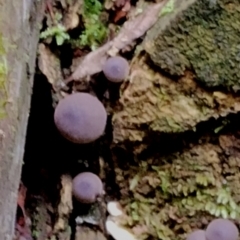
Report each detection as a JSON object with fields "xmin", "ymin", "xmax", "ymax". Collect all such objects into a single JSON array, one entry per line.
[
  {"xmin": 54, "ymin": 56, "xmax": 240, "ymax": 239},
  {"xmin": 54, "ymin": 56, "xmax": 129, "ymax": 204},
  {"xmin": 187, "ymin": 218, "xmax": 239, "ymax": 240}
]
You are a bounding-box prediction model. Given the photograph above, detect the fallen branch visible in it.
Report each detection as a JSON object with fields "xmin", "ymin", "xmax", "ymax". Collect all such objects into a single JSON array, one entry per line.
[{"xmin": 70, "ymin": 0, "xmax": 167, "ymax": 81}]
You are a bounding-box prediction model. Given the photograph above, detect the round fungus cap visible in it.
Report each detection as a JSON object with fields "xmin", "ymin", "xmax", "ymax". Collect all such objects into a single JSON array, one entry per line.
[
  {"xmin": 187, "ymin": 230, "xmax": 206, "ymax": 240},
  {"xmin": 103, "ymin": 56, "xmax": 129, "ymax": 83},
  {"xmin": 72, "ymin": 172, "xmax": 103, "ymax": 204},
  {"xmin": 206, "ymin": 219, "xmax": 239, "ymax": 240},
  {"xmin": 54, "ymin": 92, "xmax": 107, "ymax": 144}
]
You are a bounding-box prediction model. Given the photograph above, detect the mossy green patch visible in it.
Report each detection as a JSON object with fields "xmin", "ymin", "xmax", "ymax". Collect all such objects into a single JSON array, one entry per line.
[
  {"xmin": 146, "ymin": 0, "xmax": 240, "ymax": 89},
  {"xmin": 0, "ymin": 34, "xmax": 8, "ymax": 119},
  {"xmin": 114, "ymin": 138, "xmax": 240, "ymax": 240},
  {"xmin": 73, "ymin": 0, "xmax": 108, "ymax": 50}
]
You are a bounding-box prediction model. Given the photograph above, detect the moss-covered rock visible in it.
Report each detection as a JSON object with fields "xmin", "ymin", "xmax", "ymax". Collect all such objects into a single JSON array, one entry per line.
[
  {"xmin": 145, "ymin": 0, "xmax": 240, "ymax": 89},
  {"xmin": 112, "ymin": 134, "xmax": 240, "ymax": 240},
  {"xmin": 111, "ymin": 1, "xmax": 240, "ymax": 239},
  {"xmin": 112, "ymin": 54, "xmax": 240, "ymax": 143}
]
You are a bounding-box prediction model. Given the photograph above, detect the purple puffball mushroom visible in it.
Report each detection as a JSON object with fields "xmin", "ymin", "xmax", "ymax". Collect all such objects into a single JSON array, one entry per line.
[
  {"xmin": 206, "ymin": 219, "xmax": 239, "ymax": 240},
  {"xmin": 103, "ymin": 56, "xmax": 129, "ymax": 83},
  {"xmin": 72, "ymin": 172, "xmax": 104, "ymax": 204},
  {"xmin": 54, "ymin": 92, "xmax": 107, "ymax": 144},
  {"xmin": 187, "ymin": 230, "xmax": 206, "ymax": 240}
]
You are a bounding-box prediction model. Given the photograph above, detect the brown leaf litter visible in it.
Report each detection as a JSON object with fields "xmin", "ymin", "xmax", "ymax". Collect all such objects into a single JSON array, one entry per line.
[
  {"xmin": 15, "ymin": 183, "xmax": 32, "ymax": 240},
  {"xmin": 38, "ymin": 43, "xmax": 64, "ymax": 91}
]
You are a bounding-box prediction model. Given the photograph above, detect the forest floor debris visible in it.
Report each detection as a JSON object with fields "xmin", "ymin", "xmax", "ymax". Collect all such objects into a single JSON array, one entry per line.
[{"xmin": 18, "ymin": 0, "xmax": 240, "ymax": 240}]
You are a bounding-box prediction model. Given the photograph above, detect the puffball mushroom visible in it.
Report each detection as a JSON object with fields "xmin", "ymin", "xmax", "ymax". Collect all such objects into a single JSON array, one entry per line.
[
  {"xmin": 54, "ymin": 92, "xmax": 107, "ymax": 144},
  {"xmin": 72, "ymin": 172, "xmax": 103, "ymax": 204},
  {"xmin": 103, "ymin": 56, "xmax": 129, "ymax": 83},
  {"xmin": 206, "ymin": 219, "xmax": 239, "ymax": 240},
  {"xmin": 187, "ymin": 230, "xmax": 206, "ymax": 240}
]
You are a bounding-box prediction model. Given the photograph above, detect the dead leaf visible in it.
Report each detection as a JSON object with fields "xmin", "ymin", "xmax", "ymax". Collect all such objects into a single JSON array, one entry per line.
[
  {"xmin": 114, "ymin": 0, "xmax": 131, "ymax": 22},
  {"xmin": 114, "ymin": 10, "xmax": 127, "ymax": 23},
  {"xmin": 108, "ymin": 0, "xmax": 167, "ymax": 54},
  {"xmin": 53, "ymin": 175, "xmax": 73, "ymax": 233},
  {"xmin": 17, "ymin": 182, "xmax": 27, "ymax": 220},
  {"xmin": 58, "ymin": 175, "xmax": 73, "ymax": 216},
  {"xmin": 71, "ymin": 0, "xmax": 167, "ymax": 81},
  {"xmin": 38, "ymin": 43, "xmax": 64, "ymax": 89},
  {"xmin": 71, "ymin": 42, "xmax": 112, "ymax": 81},
  {"xmin": 46, "ymin": 0, "xmax": 55, "ymax": 24}
]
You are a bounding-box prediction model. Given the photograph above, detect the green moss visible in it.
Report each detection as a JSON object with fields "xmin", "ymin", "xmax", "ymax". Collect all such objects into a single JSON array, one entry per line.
[
  {"xmin": 115, "ymin": 141, "xmax": 240, "ymax": 240},
  {"xmin": 0, "ymin": 35, "xmax": 8, "ymax": 119},
  {"xmin": 146, "ymin": 0, "xmax": 240, "ymax": 89},
  {"xmin": 75, "ymin": 0, "xmax": 108, "ymax": 50}
]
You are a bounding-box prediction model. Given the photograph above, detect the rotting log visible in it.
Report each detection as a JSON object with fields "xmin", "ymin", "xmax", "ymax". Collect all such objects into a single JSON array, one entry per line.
[{"xmin": 0, "ymin": 1, "xmax": 44, "ymax": 239}]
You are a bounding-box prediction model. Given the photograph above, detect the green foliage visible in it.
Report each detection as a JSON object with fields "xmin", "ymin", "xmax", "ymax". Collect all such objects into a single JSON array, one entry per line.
[
  {"xmin": 78, "ymin": 0, "xmax": 108, "ymax": 50},
  {"xmin": 115, "ymin": 141, "xmax": 240, "ymax": 240},
  {"xmin": 40, "ymin": 24, "xmax": 70, "ymax": 46},
  {"xmin": 205, "ymin": 188, "xmax": 240, "ymax": 219},
  {"xmin": 79, "ymin": 17, "xmax": 107, "ymax": 50},
  {"xmin": 83, "ymin": 0, "xmax": 102, "ymax": 15},
  {"xmin": 147, "ymin": 0, "xmax": 240, "ymax": 89},
  {"xmin": 40, "ymin": 0, "xmax": 107, "ymax": 49}
]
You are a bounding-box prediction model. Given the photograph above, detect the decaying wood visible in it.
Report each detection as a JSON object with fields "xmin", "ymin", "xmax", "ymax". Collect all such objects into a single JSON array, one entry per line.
[{"xmin": 0, "ymin": 1, "xmax": 44, "ymax": 239}]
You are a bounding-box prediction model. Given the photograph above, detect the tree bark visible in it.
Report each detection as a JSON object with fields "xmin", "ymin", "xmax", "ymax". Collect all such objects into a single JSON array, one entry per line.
[{"xmin": 0, "ymin": 1, "xmax": 44, "ymax": 239}]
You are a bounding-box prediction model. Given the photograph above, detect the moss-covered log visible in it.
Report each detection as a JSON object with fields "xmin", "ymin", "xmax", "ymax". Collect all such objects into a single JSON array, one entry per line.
[{"xmin": 146, "ymin": 0, "xmax": 240, "ymax": 89}]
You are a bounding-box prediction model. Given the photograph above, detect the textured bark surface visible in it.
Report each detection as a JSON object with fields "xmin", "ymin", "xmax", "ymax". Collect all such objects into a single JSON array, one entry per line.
[{"xmin": 0, "ymin": 1, "xmax": 44, "ymax": 239}]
